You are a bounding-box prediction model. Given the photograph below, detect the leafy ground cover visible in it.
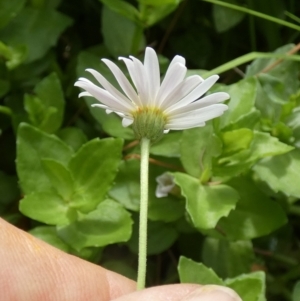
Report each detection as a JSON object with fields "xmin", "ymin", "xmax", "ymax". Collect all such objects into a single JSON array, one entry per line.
[{"xmin": 1, "ymin": 0, "xmax": 300, "ymax": 300}]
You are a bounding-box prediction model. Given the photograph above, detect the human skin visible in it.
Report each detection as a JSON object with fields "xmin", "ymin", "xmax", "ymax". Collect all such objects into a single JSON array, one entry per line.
[{"xmin": 0, "ymin": 218, "xmax": 239, "ymax": 301}]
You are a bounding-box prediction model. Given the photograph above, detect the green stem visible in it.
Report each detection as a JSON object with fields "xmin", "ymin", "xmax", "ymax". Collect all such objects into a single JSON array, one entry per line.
[{"xmin": 137, "ymin": 137, "xmax": 150, "ymax": 290}]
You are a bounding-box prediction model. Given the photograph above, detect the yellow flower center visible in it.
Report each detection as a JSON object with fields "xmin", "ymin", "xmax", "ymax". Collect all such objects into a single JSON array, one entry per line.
[{"xmin": 132, "ymin": 107, "xmax": 167, "ymax": 141}]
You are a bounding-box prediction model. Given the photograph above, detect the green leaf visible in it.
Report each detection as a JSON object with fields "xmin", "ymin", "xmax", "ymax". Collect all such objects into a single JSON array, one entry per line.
[
  {"xmin": 202, "ymin": 238, "xmax": 254, "ymax": 278},
  {"xmin": 213, "ymin": 0, "xmax": 245, "ymax": 33},
  {"xmin": 99, "ymin": 0, "xmax": 140, "ymax": 24},
  {"xmin": 225, "ymin": 272, "xmax": 266, "ymax": 301},
  {"xmin": 211, "ymin": 177, "xmax": 287, "ymax": 240},
  {"xmin": 221, "ymin": 128, "xmax": 253, "ymax": 154},
  {"xmin": 56, "ymin": 127, "xmax": 88, "ymax": 152},
  {"xmin": 24, "ymin": 73, "xmax": 65, "ymax": 133},
  {"xmin": 0, "ymin": 41, "xmax": 27, "ymax": 69},
  {"xmin": 219, "ymin": 131, "xmax": 293, "ymax": 165},
  {"xmin": 140, "ymin": 2, "xmax": 181, "ymax": 27},
  {"xmin": 150, "ymin": 131, "xmax": 182, "ymax": 157},
  {"xmin": 109, "ymin": 160, "xmax": 140, "ymax": 211},
  {"xmin": 178, "ymin": 256, "xmax": 223, "ymax": 285},
  {"xmin": 253, "ymin": 149, "xmax": 300, "ymax": 199},
  {"xmin": 57, "ymin": 199, "xmax": 132, "ymax": 251},
  {"xmin": 292, "ymin": 280, "xmax": 300, "ymax": 301},
  {"xmin": 109, "ymin": 159, "xmax": 184, "ymax": 222},
  {"xmin": 180, "ymin": 125, "xmax": 222, "ymax": 179},
  {"xmin": 174, "ymin": 173, "xmax": 239, "ymax": 230},
  {"xmin": 0, "ymin": 0, "xmax": 26, "ymax": 29},
  {"xmin": 16, "ymin": 123, "xmax": 73, "ymax": 194},
  {"xmin": 219, "ymin": 77, "xmax": 258, "ymax": 130},
  {"xmin": 68, "ymin": 138, "xmax": 123, "ymax": 213},
  {"xmin": 19, "ymin": 191, "xmax": 77, "ymax": 225},
  {"xmin": 138, "ymin": 0, "xmax": 180, "ymax": 5},
  {"xmin": 41, "ymin": 159, "xmax": 74, "ymax": 200},
  {"xmin": 76, "ymin": 51, "xmax": 134, "ymax": 140},
  {"xmin": 102, "ymin": 6, "xmax": 144, "ymax": 57},
  {"xmin": 246, "ymin": 44, "xmax": 300, "ymax": 95},
  {"xmin": 29, "ymin": 226, "xmax": 70, "ymax": 252},
  {"xmin": 0, "ymin": 7, "xmax": 72, "ymax": 62},
  {"xmin": 128, "ymin": 217, "xmax": 178, "ymax": 255}
]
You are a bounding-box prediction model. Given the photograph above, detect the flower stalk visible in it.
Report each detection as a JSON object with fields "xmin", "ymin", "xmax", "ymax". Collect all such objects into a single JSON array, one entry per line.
[{"xmin": 137, "ymin": 137, "xmax": 150, "ymax": 290}]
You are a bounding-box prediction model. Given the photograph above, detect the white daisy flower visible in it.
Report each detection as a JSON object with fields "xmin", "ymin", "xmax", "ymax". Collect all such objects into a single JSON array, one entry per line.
[{"xmin": 75, "ymin": 47, "xmax": 229, "ymax": 141}]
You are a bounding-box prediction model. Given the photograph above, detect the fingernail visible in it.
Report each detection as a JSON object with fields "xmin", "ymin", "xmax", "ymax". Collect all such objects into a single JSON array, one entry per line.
[{"xmin": 180, "ymin": 285, "xmax": 242, "ymax": 301}]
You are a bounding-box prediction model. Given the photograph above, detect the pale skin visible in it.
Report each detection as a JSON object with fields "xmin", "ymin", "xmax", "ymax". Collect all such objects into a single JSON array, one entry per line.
[{"xmin": 0, "ymin": 218, "xmax": 238, "ymax": 301}]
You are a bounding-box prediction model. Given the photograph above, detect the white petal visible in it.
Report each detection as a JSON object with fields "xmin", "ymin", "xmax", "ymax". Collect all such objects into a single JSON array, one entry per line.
[
  {"xmin": 119, "ymin": 57, "xmax": 144, "ymax": 107},
  {"xmin": 144, "ymin": 47, "xmax": 160, "ymax": 102},
  {"xmin": 156, "ymin": 63, "xmax": 187, "ymax": 106},
  {"xmin": 168, "ymin": 104, "xmax": 228, "ymax": 125},
  {"xmin": 160, "ymin": 75, "xmax": 202, "ymax": 109},
  {"xmin": 91, "ymin": 103, "xmax": 108, "ymax": 110},
  {"xmin": 79, "ymin": 91, "xmax": 92, "ymax": 97},
  {"xmin": 86, "ymin": 68, "xmax": 135, "ymax": 110},
  {"xmin": 122, "ymin": 118, "xmax": 134, "ymax": 127},
  {"xmin": 169, "ymin": 55, "xmax": 186, "ymax": 68},
  {"xmin": 130, "ymin": 56, "xmax": 150, "ymax": 105},
  {"xmin": 75, "ymin": 80, "xmax": 131, "ymax": 114},
  {"xmin": 170, "ymin": 92, "xmax": 229, "ymax": 115},
  {"xmin": 165, "ymin": 75, "xmax": 220, "ymax": 113},
  {"xmin": 101, "ymin": 59, "xmax": 140, "ymax": 106},
  {"xmin": 163, "ymin": 129, "xmax": 170, "ymax": 134},
  {"xmin": 166, "ymin": 121, "xmax": 206, "ymax": 130}
]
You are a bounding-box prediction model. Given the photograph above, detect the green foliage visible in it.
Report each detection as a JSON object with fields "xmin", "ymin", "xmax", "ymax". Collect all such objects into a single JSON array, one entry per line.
[
  {"xmin": 1, "ymin": 0, "xmax": 300, "ymax": 299},
  {"xmin": 179, "ymin": 256, "xmax": 266, "ymax": 301}
]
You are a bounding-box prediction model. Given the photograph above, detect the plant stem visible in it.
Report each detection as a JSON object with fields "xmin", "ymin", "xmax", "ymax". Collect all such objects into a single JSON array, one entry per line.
[{"xmin": 137, "ymin": 137, "xmax": 150, "ymax": 290}]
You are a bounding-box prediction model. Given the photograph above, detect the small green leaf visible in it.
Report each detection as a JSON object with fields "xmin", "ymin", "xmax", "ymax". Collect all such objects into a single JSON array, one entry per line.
[
  {"xmin": 138, "ymin": 0, "xmax": 180, "ymax": 5},
  {"xmin": 29, "ymin": 226, "xmax": 70, "ymax": 252},
  {"xmin": 109, "ymin": 159, "xmax": 184, "ymax": 222},
  {"xmin": 292, "ymin": 280, "xmax": 300, "ymax": 301},
  {"xmin": 219, "ymin": 77, "xmax": 258, "ymax": 129},
  {"xmin": 41, "ymin": 159, "xmax": 74, "ymax": 200},
  {"xmin": 102, "ymin": 6, "xmax": 144, "ymax": 57},
  {"xmin": 180, "ymin": 125, "xmax": 222, "ymax": 179},
  {"xmin": 246, "ymin": 44, "xmax": 300, "ymax": 95},
  {"xmin": 109, "ymin": 160, "xmax": 140, "ymax": 211},
  {"xmin": 16, "ymin": 123, "xmax": 73, "ymax": 194},
  {"xmin": 56, "ymin": 127, "xmax": 88, "ymax": 152},
  {"xmin": 225, "ymin": 272, "xmax": 266, "ymax": 301},
  {"xmin": 202, "ymin": 238, "xmax": 254, "ymax": 278},
  {"xmin": 68, "ymin": 138, "xmax": 123, "ymax": 213},
  {"xmin": 150, "ymin": 131, "xmax": 182, "ymax": 157},
  {"xmin": 253, "ymin": 149, "xmax": 300, "ymax": 199},
  {"xmin": 99, "ymin": 0, "xmax": 140, "ymax": 24},
  {"xmin": 19, "ymin": 191, "xmax": 77, "ymax": 225},
  {"xmin": 222, "ymin": 128, "xmax": 253, "ymax": 154},
  {"xmin": 174, "ymin": 173, "xmax": 239, "ymax": 230},
  {"xmin": 140, "ymin": 2, "xmax": 181, "ymax": 27},
  {"xmin": 178, "ymin": 256, "xmax": 223, "ymax": 285},
  {"xmin": 213, "ymin": 0, "xmax": 245, "ymax": 33},
  {"xmin": 219, "ymin": 131, "xmax": 293, "ymax": 165},
  {"xmin": 33, "ymin": 73, "xmax": 65, "ymax": 133},
  {"xmin": 213, "ymin": 177, "xmax": 287, "ymax": 240},
  {"xmin": 0, "ymin": 41, "xmax": 27, "ymax": 69},
  {"xmin": 0, "ymin": 7, "xmax": 72, "ymax": 63},
  {"xmin": 57, "ymin": 199, "xmax": 132, "ymax": 251},
  {"xmin": 128, "ymin": 217, "xmax": 178, "ymax": 255},
  {"xmin": 0, "ymin": 0, "xmax": 26, "ymax": 29}
]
